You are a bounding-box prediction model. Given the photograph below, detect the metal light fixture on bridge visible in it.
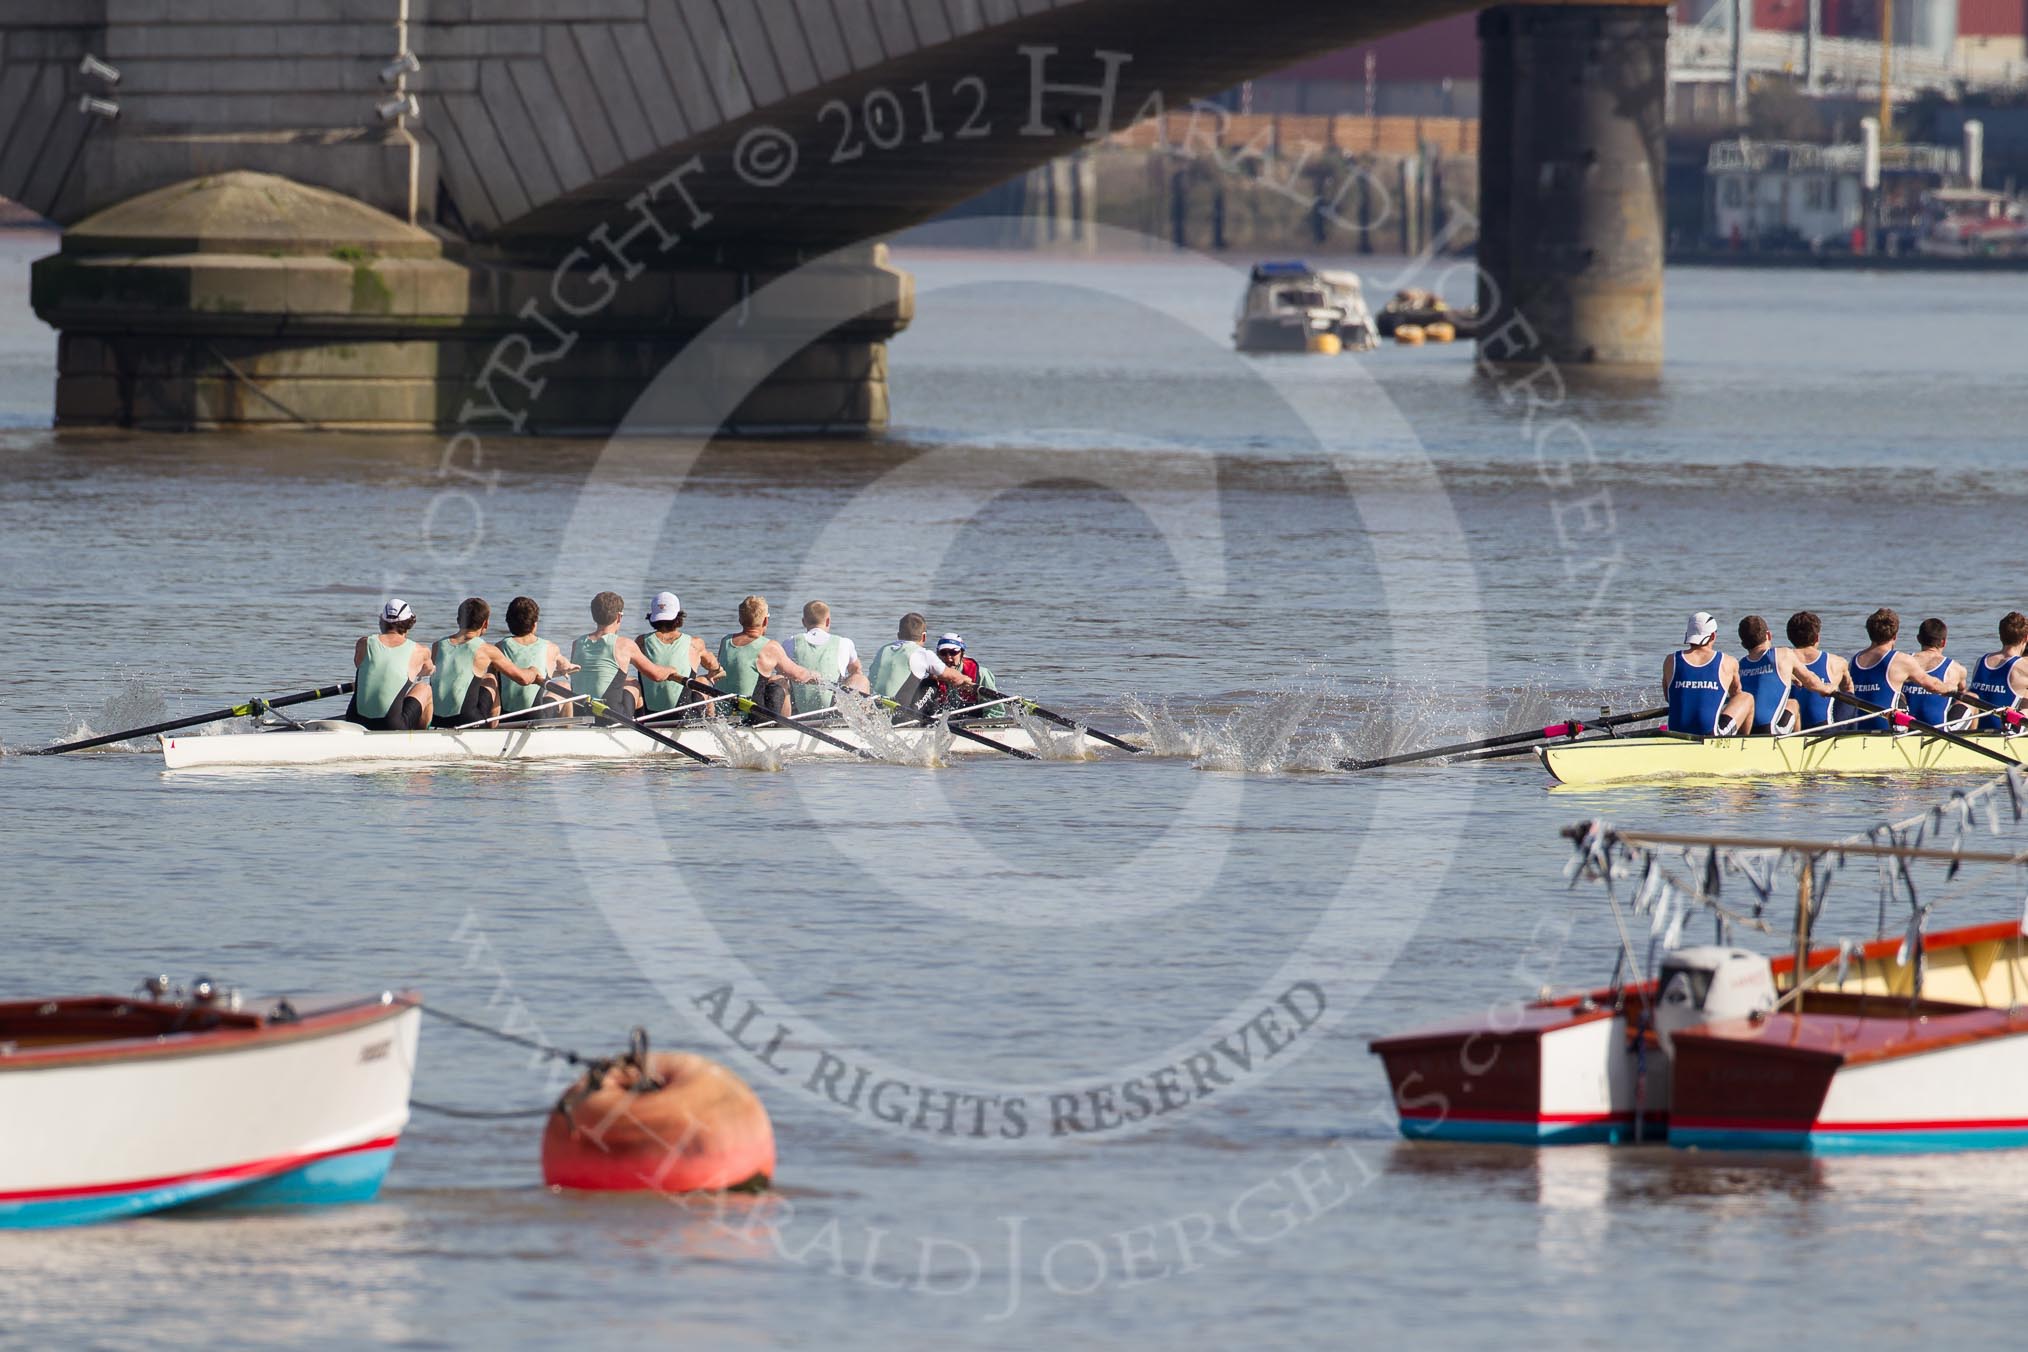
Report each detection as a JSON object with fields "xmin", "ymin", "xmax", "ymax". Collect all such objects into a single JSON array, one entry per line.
[
  {"xmin": 379, "ymin": 51, "xmax": 421, "ymax": 85},
  {"xmin": 77, "ymin": 94, "xmax": 120, "ymax": 120},
  {"xmin": 78, "ymin": 53, "xmax": 121, "ymax": 85},
  {"xmin": 376, "ymin": 93, "xmax": 420, "ymax": 124}
]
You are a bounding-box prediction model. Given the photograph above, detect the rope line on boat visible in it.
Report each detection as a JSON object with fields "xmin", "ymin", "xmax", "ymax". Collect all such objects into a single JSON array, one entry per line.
[
  {"xmin": 407, "ymin": 1008, "xmax": 667, "ymax": 1121},
  {"xmin": 413, "ymin": 1002, "xmax": 592, "ymax": 1066}
]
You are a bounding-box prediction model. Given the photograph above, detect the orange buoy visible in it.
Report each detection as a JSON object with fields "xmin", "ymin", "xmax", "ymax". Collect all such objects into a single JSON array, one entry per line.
[
  {"xmin": 541, "ymin": 1034, "xmax": 775, "ymax": 1194},
  {"xmin": 1394, "ymin": 324, "xmax": 1427, "ymax": 346},
  {"xmin": 1424, "ymin": 320, "xmax": 1457, "ymax": 344}
]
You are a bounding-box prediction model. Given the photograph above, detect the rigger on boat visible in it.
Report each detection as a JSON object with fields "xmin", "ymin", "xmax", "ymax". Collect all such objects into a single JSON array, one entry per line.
[{"xmin": 1372, "ymin": 769, "xmax": 2028, "ymax": 1155}]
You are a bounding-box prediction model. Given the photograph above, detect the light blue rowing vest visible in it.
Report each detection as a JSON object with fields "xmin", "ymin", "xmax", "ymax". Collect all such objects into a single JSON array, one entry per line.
[
  {"xmin": 1737, "ymin": 647, "xmax": 1790, "ymax": 733},
  {"xmin": 1848, "ymin": 650, "xmax": 1900, "ymax": 732},
  {"xmin": 1902, "ymin": 657, "xmax": 1952, "ymax": 727},
  {"xmin": 1667, "ymin": 649, "xmax": 1728, "ymax": 736},
  {"xmin": 1968, "ymin": 654, "xmax": 2022, "ymax": 732},
  {"xmin": 1792, "ymin": 652, "xmax": 1835, "ymax": 730}
]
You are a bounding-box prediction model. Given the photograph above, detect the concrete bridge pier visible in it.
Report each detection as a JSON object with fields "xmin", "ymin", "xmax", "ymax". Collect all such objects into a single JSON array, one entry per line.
[{"xmin": 1476, "ymin": 1, "xmax": 1669, "ymax": 369}]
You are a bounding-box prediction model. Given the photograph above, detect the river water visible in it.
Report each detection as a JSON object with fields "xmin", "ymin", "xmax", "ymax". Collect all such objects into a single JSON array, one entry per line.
[{"xmin": 4, "ymin": 225, "xmax": 2028, "ymax": 1347}]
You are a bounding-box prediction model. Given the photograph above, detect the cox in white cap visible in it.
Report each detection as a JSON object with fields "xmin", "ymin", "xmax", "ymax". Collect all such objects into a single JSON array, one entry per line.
[
  {"xmin": 647, "ymin": 591, "xmax": 682, "ymax": 624},
  {"xmin": 935, "ymin": 632, "xmax": 966, "ymax": 653},
  {"xmin": 1683, "ymin": 610, "xmax": 1718, "ymax": 646},
  {"xmin": 381, "ymin": 598, "xmax": 415, "ymax": 625}
]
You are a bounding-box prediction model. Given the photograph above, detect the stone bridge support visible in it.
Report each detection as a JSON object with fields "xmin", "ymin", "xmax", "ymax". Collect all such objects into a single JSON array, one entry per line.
[{"xmin": 1476, "ymin": 1, "xmax": 1669, "ymax": 369}]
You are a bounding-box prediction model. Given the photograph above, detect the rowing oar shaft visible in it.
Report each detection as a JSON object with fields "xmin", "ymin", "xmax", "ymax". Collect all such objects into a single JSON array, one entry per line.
[
  {"xmin": 1830, "ymin": 692, "xmax": 2023, "ymax": 771},
  {"xmin": 543, "ymin": 681, "xmax": 715, "ymax": 766},
  {"xmin": 848, "ymin": 684, "xmax": 1037, "ymax": 761},
  {"xmin": 1340, "ymin": 705, "xmax": 1668, "ymax": 771},
  {"xmin": 686, "ymin": 679, "xmax": 875, "ymax": 759},
  {"xmin": 32, "ymin": 681, "xmax": 356, "ymax": 755},
  {"xmin": 976, "ymin": 686, "xmax": 1141, "ymax": 754}
]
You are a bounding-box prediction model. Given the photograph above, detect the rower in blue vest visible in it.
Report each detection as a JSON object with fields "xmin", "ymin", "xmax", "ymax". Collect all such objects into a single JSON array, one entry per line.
[
  {"xmin": 1735, "ymin": 613, "xmax": 1844, "ymax": 734},
  {"xmin": 1848, "ymin": 607, "xmax": 1953, "ymax": 732},
  {"xmin": 1967, "ymin": 611, "xmax": 2028, "ymax": 732},
  {"xmin": 1900, "ymin": 617, "xmax": 1969, "ymax": 728},
  {"xmin": 1664, "ymin": 611, "xmax": 1754, "ymax": 736},
  {"xmin": 1783, "ymin": 610, "xmax": 1850, "ymax": 731}
]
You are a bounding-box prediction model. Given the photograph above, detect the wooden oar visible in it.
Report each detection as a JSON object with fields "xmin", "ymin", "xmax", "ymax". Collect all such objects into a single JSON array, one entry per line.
[
  {"xmin": 977, "ymin": 686, "xmax": 1142, "ymax": 754},
  {"xmin": 29, "ymin": 681, "xmax": 356, "ymax": 755},
  {"xmin": 839, "ymin": 684, "xmax": 1038, "ymax": 761},
  {"xmin": 1830, "ymin": 691, "xmax": 2025, "ymax": 771},
  {"xmin": 1339, "ymin": 705, "xmax": 1668, "ymax": 771},
  {"xmin": 542, "ymin": 681, "xmax": 716, "ymax": 766},
  {"xmin": 685, "ymin": 679, "xmax": 877, "ymax": 760}
]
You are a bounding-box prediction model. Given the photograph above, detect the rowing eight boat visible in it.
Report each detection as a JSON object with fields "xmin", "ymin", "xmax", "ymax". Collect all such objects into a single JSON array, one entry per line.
[
  {"xmin": 1539, "ymin": 731, "xmax": 2028, "ymax": 787},
  {"xmin": 159, "ymin": 718, "xmax": 1053, "ymax": 769}
]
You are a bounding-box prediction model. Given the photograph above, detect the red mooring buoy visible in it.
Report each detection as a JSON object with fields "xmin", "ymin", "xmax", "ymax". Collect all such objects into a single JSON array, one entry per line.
[{"xmin": 541, "ymin": 1032, "xmax": 775, "ymax": 1194}]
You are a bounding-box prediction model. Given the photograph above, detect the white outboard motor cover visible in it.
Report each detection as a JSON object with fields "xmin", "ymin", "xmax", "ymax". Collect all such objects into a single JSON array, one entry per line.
[{"xmin": 1654, "ymin": 946, "xmax": 1777, "ymax": 1056}]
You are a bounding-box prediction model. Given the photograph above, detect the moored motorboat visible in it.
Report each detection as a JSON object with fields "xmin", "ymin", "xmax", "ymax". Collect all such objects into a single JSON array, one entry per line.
[
  {"xmin": 1538, "ymin": 731, "xmax": 2028, "ymax": 786},
  {"xmin": 1374, "ymin": 774, "xmax": 2028, "ymax": 1155},
  {"xmin": 0, "ymin": 981, "xmax": 419, "ymax": 1226},
  {"xmin": 1232, "ymin": 261, "xmax": 1379, "ymax": 354},
  {"xmin": 160, "ymin": 716, "xmax": 1057, "ymax": 769}
]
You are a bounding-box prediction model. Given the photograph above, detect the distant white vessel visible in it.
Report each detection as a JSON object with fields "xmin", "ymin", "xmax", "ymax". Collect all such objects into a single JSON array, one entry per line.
[{"xmin": 1233, "ymin": 261, "xmax": 1379, "ymax": 355}]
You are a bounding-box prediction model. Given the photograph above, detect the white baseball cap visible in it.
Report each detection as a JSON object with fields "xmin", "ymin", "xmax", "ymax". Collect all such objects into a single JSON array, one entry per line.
[
  {"xmin": 935, "ymin": 631, "xmax": 966, "ymax": 654},
  {"xmin": 381, "ymin": 598, "xmax": 415, "ymax": 624},
  {"xmin": 1683, "ymin": 610, "xmax": 1718, "ymax": 644},
  {"xmin": 647, "ymin": 591, "xmax": 682, "ymax": 623}
]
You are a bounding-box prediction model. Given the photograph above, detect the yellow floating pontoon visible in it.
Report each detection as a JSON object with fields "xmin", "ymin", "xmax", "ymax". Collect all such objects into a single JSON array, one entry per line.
[{"xmin": 1539, "ymin": 732, "xmax": 2028, "ymax": 787}]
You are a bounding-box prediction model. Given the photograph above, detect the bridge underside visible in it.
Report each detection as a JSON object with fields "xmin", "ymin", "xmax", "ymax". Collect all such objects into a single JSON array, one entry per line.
[
  {"xmin": 470, "ymin": 0, "xmax": 1490, "ymax": 254},
  {"xmin": 8, "ymin": 0, "xmax": 1666, "ymax": 433}
]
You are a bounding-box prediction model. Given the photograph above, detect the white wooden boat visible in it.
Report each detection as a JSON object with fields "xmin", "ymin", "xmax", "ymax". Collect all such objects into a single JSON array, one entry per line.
[
  {"xmin": 0, "ymin": 984, "xmax": 419, "ymax": 1227},
  {"xmin": 160, "ymin": 717, "xmax": 1052, "ymax": 769}
]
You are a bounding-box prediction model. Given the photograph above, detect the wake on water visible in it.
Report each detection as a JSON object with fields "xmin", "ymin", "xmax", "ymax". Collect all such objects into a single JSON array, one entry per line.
[{"xmin": 1120, "ymin": 679, "xmax": 1659, "ymax": 775}]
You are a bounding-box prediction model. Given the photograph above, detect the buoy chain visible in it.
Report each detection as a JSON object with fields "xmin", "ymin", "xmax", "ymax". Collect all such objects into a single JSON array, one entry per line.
[{"xmin": 409, "ymin": 1098, "xmax": 554, "ymax": 1120}]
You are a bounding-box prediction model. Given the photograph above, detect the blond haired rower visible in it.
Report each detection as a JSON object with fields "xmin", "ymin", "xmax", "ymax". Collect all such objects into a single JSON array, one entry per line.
[
  {"xmin": 788, "ymin": 600, "xmax": 870, "ymax": 714},
  {"xmin": 570, "ymin": 590, "xmax": 686, "ymax": 722},
  {"xmin": 715, "ymin": 595, "xmax": 819, "ymax": 718}
]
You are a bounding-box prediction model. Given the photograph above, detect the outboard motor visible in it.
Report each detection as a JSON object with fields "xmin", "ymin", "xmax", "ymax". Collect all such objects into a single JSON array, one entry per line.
[{"xmin": 1653, "ymin": 946, "xmax": 1776, "ymax": 1056}]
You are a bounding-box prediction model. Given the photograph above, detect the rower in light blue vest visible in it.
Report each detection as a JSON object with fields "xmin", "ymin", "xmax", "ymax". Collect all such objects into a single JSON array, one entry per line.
[
  {"xmin": 1664, "ymin": 611, "xmax": 1751, "ymax": 736},
  {"xmin": 787, "ymin": 600, "xmax": 870, "ymax": 714},
  {"xmin": 1967, "ymin": 611, "xmax": 2028, "ymax": 732},
  {"xmin": 1849, "ymin": 607, "xmax": 1954, "ymax": 733}
]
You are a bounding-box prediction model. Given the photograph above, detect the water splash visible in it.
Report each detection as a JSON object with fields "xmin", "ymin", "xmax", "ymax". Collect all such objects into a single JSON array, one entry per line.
[
  {"xmin": 699, "ymin": 719, "xmax": 784, "ymax": 771},
  {"xmin": 53, "ymin": 676, "xmax": 174, "ymax": 752},
  {"xmin": 829, "ymin": 691, "xmax": 951, "ymax": 766},
  {"xmin": 1009, "ymin": 709, "xmax": 1092, "ymax": 761},
  {"xmin": 1193, "ymin": 688, "xmax": 1324, "ymax": 773},
  {"xmin": 1119, "ymin": 694, "xmax": 1206, "ymax": 758}
]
